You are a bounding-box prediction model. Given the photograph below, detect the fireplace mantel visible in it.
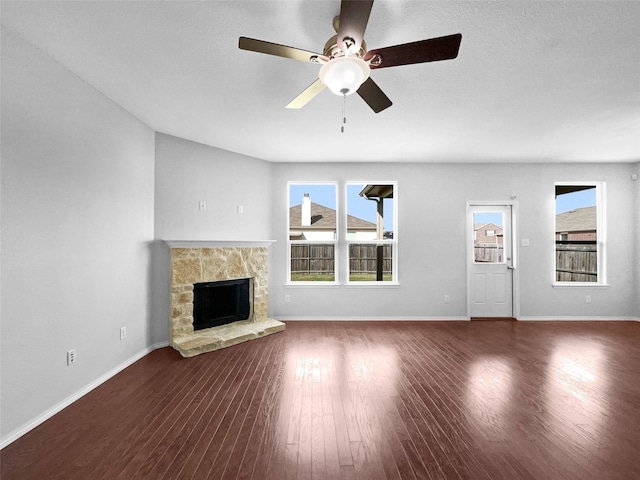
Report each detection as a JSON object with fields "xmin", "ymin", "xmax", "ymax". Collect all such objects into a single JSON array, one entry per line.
[{"xmin": 164, "ymin": 240, "xmax": 276, "ymax": 248}]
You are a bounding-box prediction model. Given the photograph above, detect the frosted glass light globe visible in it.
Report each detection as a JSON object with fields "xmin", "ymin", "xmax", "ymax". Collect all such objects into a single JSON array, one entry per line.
[{"xmin": 319, "ymin": 56, "xmax": 370, "ymax": 96}]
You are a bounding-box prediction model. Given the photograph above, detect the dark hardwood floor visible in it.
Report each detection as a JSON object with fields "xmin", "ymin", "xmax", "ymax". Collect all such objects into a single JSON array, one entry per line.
[{"xmin": 2, "ymin": 321, "xmax": 639, "ymax": 479}]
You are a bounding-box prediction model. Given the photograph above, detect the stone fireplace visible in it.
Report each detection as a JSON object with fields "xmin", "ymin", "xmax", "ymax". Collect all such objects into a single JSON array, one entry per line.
[{"xmin": 166, "ymin": 240, "xmax": 285, "ymax": 357}]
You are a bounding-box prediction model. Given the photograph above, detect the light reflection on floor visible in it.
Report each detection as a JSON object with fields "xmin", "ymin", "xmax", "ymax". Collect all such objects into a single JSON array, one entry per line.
[
  {"xmin": 289, "ymin": 339, "xmax": 399, "ymax": 395},
  {"xmin": 465, "ymin": 356, "xmax": 514, "ymax": 439},
  {"xmin": 545, "ymin": 338, "xmax": 609, "ymax": 451}
]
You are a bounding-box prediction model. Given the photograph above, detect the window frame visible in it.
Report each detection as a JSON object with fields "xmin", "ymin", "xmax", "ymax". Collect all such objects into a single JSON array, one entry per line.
[
  {"xmin": 553, "ymin": 181, "xmax": 607, "ymax": 287},
  {"xmin": 287, "ymin": 182, "xmax": 339, "ymax": 285},
  {"xmin": 344, "ymin": 181, "xmax": 398, "ymax": 286},
  {"xmin": 286, "ymin": 181, "xmax": 399, "ymax": 286}
]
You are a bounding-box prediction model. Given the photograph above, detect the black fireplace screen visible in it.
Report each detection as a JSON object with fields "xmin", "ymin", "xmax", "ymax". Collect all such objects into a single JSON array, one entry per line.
[{"xmin": 192, "ymin": 278, "xmax": 251, "ymax": 330}]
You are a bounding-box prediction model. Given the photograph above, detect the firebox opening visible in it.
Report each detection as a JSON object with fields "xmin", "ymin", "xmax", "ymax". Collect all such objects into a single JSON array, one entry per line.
[{"xmin": 192, "ymin": 278, "xmax": 251, "ymax": 330}]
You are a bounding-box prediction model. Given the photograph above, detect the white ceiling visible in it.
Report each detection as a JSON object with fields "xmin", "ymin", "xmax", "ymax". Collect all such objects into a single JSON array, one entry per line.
[{"xmin": 1, "ymin": 1, "xmax": 639, "ymax": 163}]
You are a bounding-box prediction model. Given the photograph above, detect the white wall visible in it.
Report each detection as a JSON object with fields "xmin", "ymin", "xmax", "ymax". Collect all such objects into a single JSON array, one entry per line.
[
  {"xmin": 270, "ymin": 162, "xmax": 638, "ymax": 320},
  {"xmin": 634, "ymin": 162, "xmax": 640, "ymax": 316},
  {"xmin": 151, "ymin": 133, "xmax": 273, "ymax": 342},
  {"xmin": 0, "ymin": 28, "xmax": 155, "ymax": 443},
  {"xmin": 153, "ymin": 133, "xmax": 272, "ymax": 241}
]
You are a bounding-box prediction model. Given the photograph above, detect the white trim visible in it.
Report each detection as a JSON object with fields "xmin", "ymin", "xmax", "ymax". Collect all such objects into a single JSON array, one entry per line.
[
  {"xmin": 552, "ymin": 283, "xmax": 610, "ymax": 288},
  {"xmin": 466, "ymin": 200, "xmax": 520, "ymax": 319},
  {"xmin": 276, "ymin": 316, "xmax": 639, "ymax": 322},
  {"xmin": 518, "ymin": 316, "xmax": 639, "ymax": 321},
  {"xmin": 164, "ymin": 240, "xmax": 275, "ymax": 248},
  {"xmin": 553, "ymin": 182, "xmax": 605, "ymax": 285},
  {"xmin": 345, "ymin": 181, "xmax": 398, "ymax": 284},
  {"xmin": 287, "ymin": 182, "xmax": 339, "ymax": 284},
  {"xmin": 274, "ymin": 316, "xmax": 469, "ymax": 321},
  {"xmin": 345, "ymin": 282, "xmax": 400, "ymax": 288},
  {"xmin": 0, "ymin": 341, "xmax": 169, "ymax": 449}
]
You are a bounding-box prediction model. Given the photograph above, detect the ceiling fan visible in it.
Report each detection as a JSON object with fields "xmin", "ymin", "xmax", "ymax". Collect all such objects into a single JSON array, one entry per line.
[{"xmin": 238, "ymin": 0, "xmax": 462, "ymax": 113}]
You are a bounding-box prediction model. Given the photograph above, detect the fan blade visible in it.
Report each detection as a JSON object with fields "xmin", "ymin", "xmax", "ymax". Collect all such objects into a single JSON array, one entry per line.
[
  {"xmin": 239, "ymin": 37, "xmax": 326, "ymax": 63},
  {"xmin": 337, "ymin": 0, "xmax": 374, "ymax": 54},
  {"xmin": 365, "ymin": 33, "xmax": 462, "ymax": 69},
  {"xmin": 357, "ymin": 77, "xmax": 392, "ymax": 113},
  {"xmin": 286, "ymin": 79, "xmax": 327, "ymax": 109}
]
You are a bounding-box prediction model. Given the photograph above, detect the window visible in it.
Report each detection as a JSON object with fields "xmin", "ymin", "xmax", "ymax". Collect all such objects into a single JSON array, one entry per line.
[
  {"xmin": 473, "ymin": 212, "xmax": 504, "ymax": 263},
  {"xmin": 554, "ymin": 183, "xmax": 605, "ymax": 284},
  {"xmin": 288, "ymin": 183, "xmax": 337, "ymax": 282},
  {"xmin": 346, "ymin": 183, "xmax": 396, "ymax": 283},
  {"xmin": 287, "ymin": 182, "xmax": 397, "ymax": 284}
]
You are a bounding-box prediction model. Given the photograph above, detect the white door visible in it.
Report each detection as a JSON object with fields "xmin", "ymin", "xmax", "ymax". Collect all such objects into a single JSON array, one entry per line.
[{"xmin": 468, "ymin": 204, "xmax": 514, "ymax": 318}]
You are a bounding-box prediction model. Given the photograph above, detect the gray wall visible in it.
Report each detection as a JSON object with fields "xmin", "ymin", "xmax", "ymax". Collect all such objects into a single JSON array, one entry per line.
[
  {"xmin": 151, "ymin": 133, "xmax": 273, "ymax": 342},
  {"xmin": 635, "ymin": 162, "xmax": 640, "ymax": 315},
  {"xmin": 270, "ymin": 162, "xmax": 639, "ymax": 320},
  {"xmin": 1, "ymin": 29, "xmax": 155, "ymax": 442}
]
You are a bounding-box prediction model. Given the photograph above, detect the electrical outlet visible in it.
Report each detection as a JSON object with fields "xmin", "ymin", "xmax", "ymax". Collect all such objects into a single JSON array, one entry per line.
[
  {"xmin": 237, "ymin": 205, "xmax": 244, "ymax": 214},
  {"xmin": 444, "ymin": 295, "xmax": 450, "ymax": 303},
  {"xmin": 285, "ymin": 295, "xmax": 291, "ymax": 303},
  {"xmin": 120, "ymin": 326, "xmax": 127, "ymax": 340},
  {"xmin": 585, "ymin": 295, "xmax": 592, "ymax": 304},
  {"xmin": 199, "ymin": 201, "xmax": 207, "ymax": 211},
  {"xmin": 67, "ymin": 349, "xmax": 77, "ymax": 366}
]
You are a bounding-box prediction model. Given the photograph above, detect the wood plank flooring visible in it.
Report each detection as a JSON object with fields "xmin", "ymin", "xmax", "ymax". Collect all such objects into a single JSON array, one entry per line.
[{"xmin": 2, "ymin": 321, "xmax": 640, "ymax": 479}]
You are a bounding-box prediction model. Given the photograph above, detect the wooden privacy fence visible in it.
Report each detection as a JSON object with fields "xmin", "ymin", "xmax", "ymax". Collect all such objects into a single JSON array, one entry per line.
[
  {"xmin": 474, "ymin": 244, "xmax": 504, "ymax": 263},
  {"xmin": 290, "ymin": 244, "xmax": 334, "ymax": 274},
  {"xmin": 474, "ymin": 242, "xmax": 597, "ymax": 281},
  {"xmin": 349, "ymin": 244, "xmax": 393, "ymax": 274},
  {"xmin": 290, "ymin": 244, "xmax": 392, "ymax": 274},
  {"xmin": 556, "ymin": 242, "xmax": 597, "ymax": 282}
]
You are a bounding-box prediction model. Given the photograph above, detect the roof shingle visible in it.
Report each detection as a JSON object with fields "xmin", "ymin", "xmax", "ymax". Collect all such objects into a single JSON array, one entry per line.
[
  {"xmin": 289, "ymin": 202, "xmax": 375, "ymax": 230},
  {"xmin": 555, "ymin": 206, "xmax": 596, "ymax": 232}
]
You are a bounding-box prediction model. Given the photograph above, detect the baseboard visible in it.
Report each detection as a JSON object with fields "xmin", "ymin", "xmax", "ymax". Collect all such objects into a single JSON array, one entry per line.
[
  {"xmin": 470, "ymin": 317, "xmax": 517, "ymax": 321},
  {"xmin": 0, "ymin": 341, "xmax": 169, "ymax": 450},
  {"xmin": 277, "ymin": 316, "xmax": 640, "ymax": 322},
  {"xmin": 275, "ymin": 316, "xmax": 470, "ymax": 321},
  {"xmin": 518, "ymin": 316, "xmax": 640, "ymax": 321}
]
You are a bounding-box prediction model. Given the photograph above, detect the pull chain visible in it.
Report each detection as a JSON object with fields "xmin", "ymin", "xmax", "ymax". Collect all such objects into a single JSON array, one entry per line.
[{"xmin": 341, "ymin": 94, "xmax": 347, "ymax": 133}]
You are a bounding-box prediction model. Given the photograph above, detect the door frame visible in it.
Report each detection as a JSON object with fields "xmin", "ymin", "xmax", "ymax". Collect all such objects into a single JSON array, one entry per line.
[{"xmin": 466, "ymin": 200, "xmax": 520, "ymax": 320}]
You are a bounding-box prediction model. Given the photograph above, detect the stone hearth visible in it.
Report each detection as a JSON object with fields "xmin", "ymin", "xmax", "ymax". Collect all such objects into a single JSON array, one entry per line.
[{"xmin": 166, "ymin": 240, "xmax": 285, "ymax": 357}]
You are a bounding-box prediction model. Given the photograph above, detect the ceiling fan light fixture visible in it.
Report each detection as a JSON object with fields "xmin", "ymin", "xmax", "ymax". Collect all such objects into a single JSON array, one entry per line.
[{"xmin": 319, "ymin": 56, "xmax": 370, "ymax": 96}]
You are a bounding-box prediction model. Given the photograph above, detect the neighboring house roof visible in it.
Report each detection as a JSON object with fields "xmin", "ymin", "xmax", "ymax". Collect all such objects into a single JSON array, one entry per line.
[
  {"xmin": 289, "ymin": 202, "xmax": 376, "ymax": 230},
  {"xmin": 474, "ymin": 223, "xmax": 503, "ymax": 233},
  {"xmin": 555, "ymin": 206, "xmax": 596, "ymax": 232}
]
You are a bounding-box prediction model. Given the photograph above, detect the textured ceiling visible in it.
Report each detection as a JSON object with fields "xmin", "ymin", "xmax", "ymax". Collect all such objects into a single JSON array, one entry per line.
[{"xmin": 1, "ymin": 1, "xmax": 639, "ymax": 163}]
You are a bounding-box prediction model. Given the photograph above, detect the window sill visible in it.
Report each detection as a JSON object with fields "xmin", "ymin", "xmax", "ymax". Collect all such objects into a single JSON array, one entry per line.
[
  {"xmin": 345, "ymin": 282, "xmax": 400, "ymax": 288},
  {"xmin": 284, "ymin": 282, "xmax": 401, "ymax": 288},
  {"xmin": 552, "ymin": 283, "xmax": 609, "ymax": 288},
  {"xmin": 286, "ymin": 282, "xmax": 340, "ymax": 288}
]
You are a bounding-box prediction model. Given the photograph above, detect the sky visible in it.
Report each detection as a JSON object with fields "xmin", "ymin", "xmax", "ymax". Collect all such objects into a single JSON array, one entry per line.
[
  {"xmin": 289, "ymin": 183, "xmax": 395, "ymax": 232},
  {"xmin": 555, "ymin": 188, "xmax": 596, "ymax": 214},
  {"xmin": 473, "ymin": 212, "xmax": 503, "ymax": 226}
]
